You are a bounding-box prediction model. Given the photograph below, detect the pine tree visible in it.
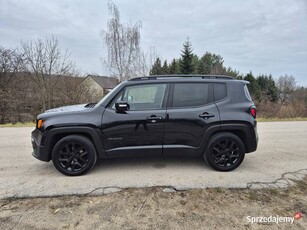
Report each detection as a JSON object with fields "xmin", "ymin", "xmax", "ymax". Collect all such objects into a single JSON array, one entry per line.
[
  {"xmin": 197, "ymin": 52, "xmax": 225, "ymax": 75},
  {"xmin": 198, "ymin": 53, "xmax": 212, "ymax": 74},
  {"xmin": 197, "ymin": 60, "xmax": 205, "ymax": 74},
  {"xmin": 169, "ymin": 59, "xmax": 178, "ymax": 74},
  {"xmin": 244, "ymin": 71, "xmax": 260, "ymax": 100},
  {"xmin": 191, "ymin": 54, "xmax": 199, "ymax": 74},
  {"xmin": 162, "ymin": 60, "xmax": 169, "ymax": 74},
  {"xmin": 149, "ymin": 58, "xmax": 162, "ymax": 75},
  {"xmin": 179, "ymin": 39, "xmax": 194, "ymax": 74},
  {"xmin": 225, "ymin": 67, "xmax": 241, "ymax": 79},
  {"xmin": 256, "ymin": 74, "xmax": 279, "ymax": 103}
]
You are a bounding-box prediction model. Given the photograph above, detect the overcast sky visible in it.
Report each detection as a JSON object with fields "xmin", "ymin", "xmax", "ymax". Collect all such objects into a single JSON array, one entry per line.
[{"xmin": 1, "ymin": 0, "xmax": 307, "ymax": 85}]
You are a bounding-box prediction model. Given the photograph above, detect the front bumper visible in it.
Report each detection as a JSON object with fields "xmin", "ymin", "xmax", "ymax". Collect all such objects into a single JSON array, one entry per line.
[{"xmin": 31, "ymin": 129, "xmax": 51, "ymax": 162}]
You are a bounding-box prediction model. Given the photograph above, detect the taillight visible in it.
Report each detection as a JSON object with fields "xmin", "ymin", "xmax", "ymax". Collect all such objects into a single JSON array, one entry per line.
[{"xmin": 250, "ymin": 107, "xmax": 256, "ymax": 119}]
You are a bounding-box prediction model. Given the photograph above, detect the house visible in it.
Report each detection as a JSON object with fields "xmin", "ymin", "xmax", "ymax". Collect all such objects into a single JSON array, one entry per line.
[{"xmin": 81, "ymin": 75, "xmax": 119, "ymax": 97}]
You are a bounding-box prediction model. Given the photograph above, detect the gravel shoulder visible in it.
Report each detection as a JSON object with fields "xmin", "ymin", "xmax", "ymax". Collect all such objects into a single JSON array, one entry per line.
[{"xmin": 0, "ymin": 177, "xmax": 306, "ymax": 230}]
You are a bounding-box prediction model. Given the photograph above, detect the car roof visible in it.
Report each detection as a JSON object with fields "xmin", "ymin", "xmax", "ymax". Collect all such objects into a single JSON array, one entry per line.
[
  {"xmin": 126, "ymin": 75, "xmax": 241, "ymax": 84},
  {"xmin": 126, "ymin": 74, "xmax": 249, "ymax": 85},
  {"xmin": 130, "ymin": 75, "xmax": 233, "ymax": 80}
]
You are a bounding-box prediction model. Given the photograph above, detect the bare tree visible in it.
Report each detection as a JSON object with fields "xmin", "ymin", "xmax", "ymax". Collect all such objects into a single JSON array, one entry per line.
[
  {"xmin": 21, "ymin": 36, "xmax": 75, "ymax": 111},
  {"xmin": 56, "ymin": 75, "xmax": 101, "ymax": 106},
  {"xmin": 0, "ymin": 47, "xmax": 24, "ymax": 91},
  {"xmin": 0, "ymin": 47, "xmax": 24, "ymax": 123},
  {"xmin": 132, "ymin": 46, "xmax": 160, "ymax": 76},
  {"xmin": 134, "ymin": 50, "xmax": 149, "ymax": 76},
  {"xmin": 148, "ymin": 46, "xmax": 159, "ymax": 70},
  {"xmin": 276, "ymin": 75, "xmax": 296, "ymax": 104},
  {"xmin": 102, "ymin": 1, "xmax": 142, "ymax": 81}
]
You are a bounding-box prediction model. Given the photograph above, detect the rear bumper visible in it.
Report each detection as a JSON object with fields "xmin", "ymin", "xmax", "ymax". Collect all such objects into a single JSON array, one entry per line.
[
  {"xmin": 246, "ymin": 122, "xmax": 258, "ymax": 153},
  {"xmin": 31, "ymin": 129, "xmax": 51, "ymax": 162}
]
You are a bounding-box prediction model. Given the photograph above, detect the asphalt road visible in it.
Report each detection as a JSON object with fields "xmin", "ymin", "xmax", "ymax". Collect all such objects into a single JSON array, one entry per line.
[{"xmin": 0, "ymin": 122, "xmax": 307, "ymax": 199}]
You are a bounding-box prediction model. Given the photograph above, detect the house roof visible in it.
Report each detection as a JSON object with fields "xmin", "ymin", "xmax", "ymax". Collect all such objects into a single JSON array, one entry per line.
[{"xmin": 86, "ymin": 75, "xmax": 118, "ymax": 89}]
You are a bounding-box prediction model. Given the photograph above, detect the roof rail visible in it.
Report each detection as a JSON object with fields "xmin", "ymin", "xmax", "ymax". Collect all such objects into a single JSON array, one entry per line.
[{"xmin": 128, "ymin": 75, "xmax": 234, "ymax": 81}]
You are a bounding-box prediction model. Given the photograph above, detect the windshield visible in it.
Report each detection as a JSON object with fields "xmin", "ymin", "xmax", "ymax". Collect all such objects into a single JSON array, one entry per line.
[{"xmin": 95, "ymin": 82, "xmax": 124, "ymax": 107}]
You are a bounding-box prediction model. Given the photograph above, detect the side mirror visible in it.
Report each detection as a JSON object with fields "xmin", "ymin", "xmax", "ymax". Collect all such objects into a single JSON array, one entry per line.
[{"xmin": 115, "ymin": 101, "xmax": 129, "ymax": 113}]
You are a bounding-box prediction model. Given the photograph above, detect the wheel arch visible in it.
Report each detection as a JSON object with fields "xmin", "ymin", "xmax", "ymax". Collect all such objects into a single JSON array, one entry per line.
[
  {"xmin": 44, "ymin": 127, "xmax": 106, "ymax": 161},
  {"xmin": 201, "ymin": 122, "xmax": 256, "ymax": 154},
  {"xmin": 219, "ymin": 122, "xmax": 256, "ymax": 153}
]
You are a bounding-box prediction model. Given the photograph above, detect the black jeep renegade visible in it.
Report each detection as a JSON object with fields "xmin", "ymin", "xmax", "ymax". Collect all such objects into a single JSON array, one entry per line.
[{"xmin": 31, "ymin": 75, "xmax": 258, "ymax": 176}]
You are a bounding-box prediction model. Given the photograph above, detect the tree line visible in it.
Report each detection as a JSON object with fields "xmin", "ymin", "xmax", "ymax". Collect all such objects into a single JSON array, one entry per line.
[
  {"xmin": 0, "ymin": 38, "xmax": 100, "ymax": 124},
  {"xmin": 1, "ymin": 1, "xmax": 307, "ymax": 124},
  {"xmin": 148, "ymin": 39, "xmax": 307, "ymax": 118}
]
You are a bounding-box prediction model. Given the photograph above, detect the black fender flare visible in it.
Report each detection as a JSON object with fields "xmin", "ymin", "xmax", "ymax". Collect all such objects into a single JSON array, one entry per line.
[
  {"xmin": 43, "ymin": 126, "xmax": 106, "ymax": 159},
  {"xmin": 198, "ymin": 123, "xmax": 221, "ymax": 154},
  {"xmin": 200, "ymin": 122, "xmax": 257, "ymax": 155},
  {"xmin": 219, "ymin": 122, "xmax": 257, "ymax": 153}
]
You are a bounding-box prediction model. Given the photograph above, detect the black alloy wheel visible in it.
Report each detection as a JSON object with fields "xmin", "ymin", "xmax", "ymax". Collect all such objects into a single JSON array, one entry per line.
[
  {"xmin": 52, "ymin": 135, "xmax": 97, "ymax": 176},
  {"xmin": 205, "ymin": 133, "xmax": 245, "ymax": 171},
  {"xmin": 58, "ymin": 142, "xmax": 89, "ymax": 172}
]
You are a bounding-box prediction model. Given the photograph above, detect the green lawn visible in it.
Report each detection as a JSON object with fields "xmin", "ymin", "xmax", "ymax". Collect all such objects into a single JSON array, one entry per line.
[{"xmin": 257, "ymin": 117, "xmax": 307, "ymax": 122}]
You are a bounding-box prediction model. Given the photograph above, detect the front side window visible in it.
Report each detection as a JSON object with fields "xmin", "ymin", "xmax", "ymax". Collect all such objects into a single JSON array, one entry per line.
[
  {"xmin": 110, "ymin": 83, "xmax": 167, "ymax": 110},
  {"xmin": 172, "ymin": 83, "xmax": 212, "ymax": 108}
]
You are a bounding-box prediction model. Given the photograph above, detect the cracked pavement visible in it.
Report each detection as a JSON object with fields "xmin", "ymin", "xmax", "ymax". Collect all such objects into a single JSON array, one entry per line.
[{"xmin": 0, "ymin": 121, "xmax": 307, "ymax": 199}]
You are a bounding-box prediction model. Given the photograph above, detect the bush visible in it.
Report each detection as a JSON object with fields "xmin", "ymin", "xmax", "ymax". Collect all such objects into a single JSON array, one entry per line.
[{"xmin": 257, "ymin": 101, "xmax": 307, "ymax": 118}]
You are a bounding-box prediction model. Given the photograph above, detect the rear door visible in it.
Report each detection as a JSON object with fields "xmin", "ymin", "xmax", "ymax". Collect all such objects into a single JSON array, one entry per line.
[{"xmin": 163, "ymin": 82, "xmax": 220, "ymax": 156}]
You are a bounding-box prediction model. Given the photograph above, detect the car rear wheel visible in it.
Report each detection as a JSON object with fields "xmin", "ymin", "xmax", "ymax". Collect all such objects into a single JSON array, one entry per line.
[
  {"xmin": 204, "ymin": 132, "xmax": 245, "ymax": 171},
  {"xmin": 52, "ymin": 135, "xmax": 97, "ymax": 176}
]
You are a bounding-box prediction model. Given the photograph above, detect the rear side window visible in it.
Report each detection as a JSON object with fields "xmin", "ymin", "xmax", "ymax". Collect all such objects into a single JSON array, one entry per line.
[
  {"xmin": 214, "ymin": 83, "xmax": 227, "ymax": 101},
  {"xmin": 172, "ymin": 83, "xmax": 213, "ymax": 108}
]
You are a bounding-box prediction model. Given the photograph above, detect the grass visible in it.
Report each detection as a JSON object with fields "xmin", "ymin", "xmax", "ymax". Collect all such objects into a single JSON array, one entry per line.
[
  {"xmin": 257, "ymin": 117, "xmax": 307, "ymax": 122},
  {"xmin": 0, "ymin": 122, "xmax": 35, "ymax": 127}
]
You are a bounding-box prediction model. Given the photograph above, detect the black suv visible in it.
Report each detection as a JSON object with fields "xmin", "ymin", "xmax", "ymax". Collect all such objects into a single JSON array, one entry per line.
[{"xmin": 31, "ymin": 75, "xmax": 258, "ymax": 176}]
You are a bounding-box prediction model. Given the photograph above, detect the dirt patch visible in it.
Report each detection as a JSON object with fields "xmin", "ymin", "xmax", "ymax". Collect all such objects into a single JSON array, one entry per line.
[{"xmin": 1, "ymin": 178, "xmax": 306, "ymax": 230}]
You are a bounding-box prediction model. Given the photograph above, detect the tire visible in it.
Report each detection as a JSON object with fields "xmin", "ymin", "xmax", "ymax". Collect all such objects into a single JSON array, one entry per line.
[
  {"xmin": 204, "ymin": 132, "xmax": 245, "ymax": 171},
  {"xmin": 52, "ymin": 135, "xmax": 97, "ymax": 176}
]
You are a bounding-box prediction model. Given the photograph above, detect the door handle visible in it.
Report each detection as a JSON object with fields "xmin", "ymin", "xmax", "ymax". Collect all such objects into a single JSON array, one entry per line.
[
  {"xmin": 199, "ymin": 112, "xmax": 215, "ymax": 119},
  {"xmin": 146, "ymin": 115, "xmax": 163, "ymax": 123}
]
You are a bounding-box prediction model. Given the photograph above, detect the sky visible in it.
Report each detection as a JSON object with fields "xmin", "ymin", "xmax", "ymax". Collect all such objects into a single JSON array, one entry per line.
[{"xmin": 1, "ymin": 0, "xmax": 307, "ymax": 85}]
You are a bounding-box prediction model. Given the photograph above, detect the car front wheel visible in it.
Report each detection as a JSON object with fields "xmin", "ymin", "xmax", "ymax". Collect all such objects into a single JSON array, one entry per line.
[
  {"xmin": 52, "ymin": 135, "xmax": 97, "ymax": 176},
  {"xmin": 204, "ymin": 132, "xmax": 245, "ymax": 171}
]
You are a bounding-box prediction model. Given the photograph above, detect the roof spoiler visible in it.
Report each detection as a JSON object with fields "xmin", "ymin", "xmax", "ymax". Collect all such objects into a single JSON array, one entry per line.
[{"xmin": 240, "ymin": 80, "xmax": 250, "ymax": 85}]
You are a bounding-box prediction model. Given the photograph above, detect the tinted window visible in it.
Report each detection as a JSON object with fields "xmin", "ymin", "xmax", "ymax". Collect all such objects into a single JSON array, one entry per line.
[
  {"xmin": 214, "ymin": 83, "xmax": 227, "ymax": 101},
  {"xmin": 172, "ymin": 83, "xmax": 212, "ymax": 108},
  {"xmin": 110, "ymin": 84, "xmax": 167, "ymax": 110}
]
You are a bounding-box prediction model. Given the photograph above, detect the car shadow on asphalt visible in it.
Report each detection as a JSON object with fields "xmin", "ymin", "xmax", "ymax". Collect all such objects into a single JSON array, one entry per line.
[
  {"xmin": 90, "ymin": 156, "xmax": 211, "ymax": 173},
  {"xmin": 31, "ymin": 155, "xmax": 254, "ymax": 177}
]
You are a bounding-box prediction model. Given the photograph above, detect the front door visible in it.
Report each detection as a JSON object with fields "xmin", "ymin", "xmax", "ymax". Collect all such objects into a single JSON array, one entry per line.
[
  {"xmin": 102, "ymin": 83, "xmax": 168, "ymax": 157},
  {"xmin": 163, "ymin": 82, "xmax": 220, "ymax": 156}
]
